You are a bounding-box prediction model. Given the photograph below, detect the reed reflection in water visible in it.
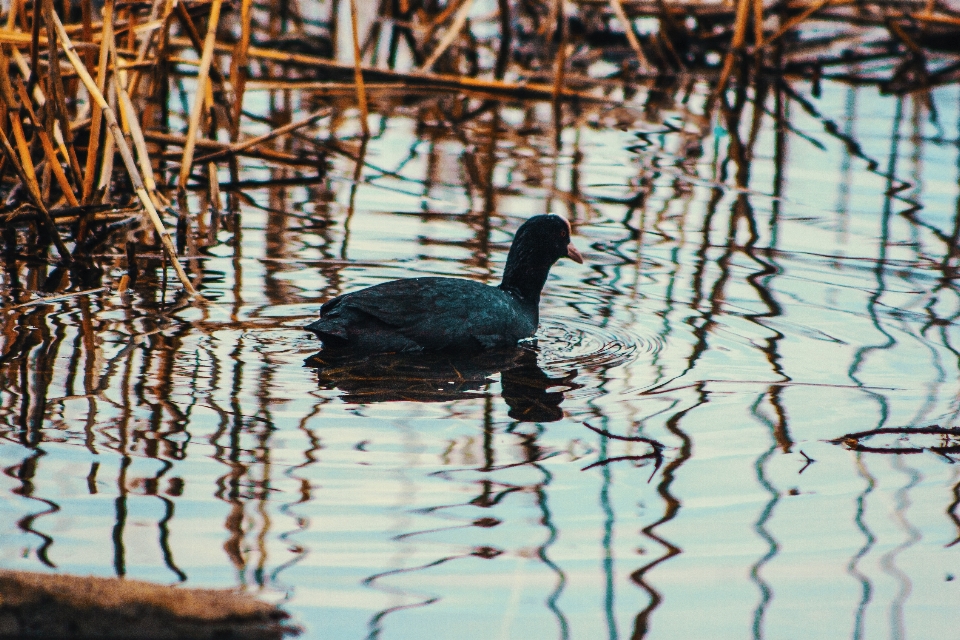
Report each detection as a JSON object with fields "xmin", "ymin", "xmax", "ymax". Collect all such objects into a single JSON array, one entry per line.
[{"xmin": 2, "ymin": 78, "xmax": 960, "ymax": 639}]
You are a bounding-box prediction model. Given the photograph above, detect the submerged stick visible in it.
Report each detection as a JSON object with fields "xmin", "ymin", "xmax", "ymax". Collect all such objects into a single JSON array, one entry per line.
[{"xmin": 51, "ymin": 9, "xmax": 197, "ymax": 295}]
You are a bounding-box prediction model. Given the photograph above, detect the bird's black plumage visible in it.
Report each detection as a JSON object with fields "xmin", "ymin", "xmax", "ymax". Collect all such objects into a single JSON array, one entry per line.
[{"xmin": 305, "ymin": 214, "xmax": 584, "ymax": 354}]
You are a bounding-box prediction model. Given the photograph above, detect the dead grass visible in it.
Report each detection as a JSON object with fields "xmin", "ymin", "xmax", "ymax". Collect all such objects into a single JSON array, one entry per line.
[
  {"xmin": 0, "ymin": 569, "xmax": 298, "ymax": 639},
  {"xmin": 0, "ymin": 0, "xmax": 957, "ymax": 297}
]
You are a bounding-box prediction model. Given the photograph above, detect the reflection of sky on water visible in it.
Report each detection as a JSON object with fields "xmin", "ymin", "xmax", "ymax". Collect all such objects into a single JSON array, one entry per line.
[{"xmin": 1, "ymin": 78, "xmax": 960, "ymax": 638}]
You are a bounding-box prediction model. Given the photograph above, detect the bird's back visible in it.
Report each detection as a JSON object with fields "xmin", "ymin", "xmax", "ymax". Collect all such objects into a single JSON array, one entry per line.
[{"xmin": 306, "ymin": 277, "xmax": 537, "ymax": 353}]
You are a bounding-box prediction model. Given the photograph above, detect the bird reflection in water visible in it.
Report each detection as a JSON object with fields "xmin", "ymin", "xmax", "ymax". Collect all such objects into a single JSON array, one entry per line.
[{"xmin": 304, "ymin": 346, "xmax": 580, "ymax": 422}]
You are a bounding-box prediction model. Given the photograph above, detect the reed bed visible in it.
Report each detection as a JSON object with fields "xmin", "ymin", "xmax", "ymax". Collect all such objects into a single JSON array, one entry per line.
[{"xmin": 0, "ymin": 0, "xmax": 958, "ymax": 296}]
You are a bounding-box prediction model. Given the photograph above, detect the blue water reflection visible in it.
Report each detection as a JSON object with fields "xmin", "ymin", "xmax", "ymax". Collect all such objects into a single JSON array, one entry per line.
[{"xmin": 1, "ymin": 79, "xmax": 960, "ymax": 639}]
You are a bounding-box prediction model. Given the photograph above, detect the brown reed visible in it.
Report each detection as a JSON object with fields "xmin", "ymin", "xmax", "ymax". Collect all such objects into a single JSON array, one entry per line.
[{"xmin": 0, "ymin": 0, "xmax": 956, "ymax": 296}]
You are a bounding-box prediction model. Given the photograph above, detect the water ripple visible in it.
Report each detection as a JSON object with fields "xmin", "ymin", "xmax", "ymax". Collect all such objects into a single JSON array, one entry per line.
[{"xmin": 535, "ymin": 316, "xmax": 662, "ymax": 371}]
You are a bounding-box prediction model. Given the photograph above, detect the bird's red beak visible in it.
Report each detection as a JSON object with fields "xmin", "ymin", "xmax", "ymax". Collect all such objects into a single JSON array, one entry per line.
[
  {"xmin": 560, "ymin": 217, "xmax": 584, "ymax": 263},
  {"xmin": 566, "ymin": 242, "xmax": 584, "ymax": 264}
]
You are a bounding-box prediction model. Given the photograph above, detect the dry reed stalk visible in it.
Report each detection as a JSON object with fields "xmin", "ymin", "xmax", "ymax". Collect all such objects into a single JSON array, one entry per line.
[
  {"xmin": 7, "ymin": 113, "xmax": 46, "ymax": 208},
  {"xmin": 5, "ymin": 0, "xmax": 18, "ymax": 29},
  {"xmin": 419, "ymin": 0, "xmax": 475, "ymax": 71},
  {"xmin": 552, "ymin": 0, "xmax": 570, "ymax": 133},
  {"xmin": 8, "ymin": 45, "xmax": 42, "ymax": 105},
  {"xmin": 145, "ymin": 130, "xmax": 320, "ymax": 167},
  {"xmin": 110, "ymin": 34, "xmax": 164, "ymax": 207},
  {"xmin": 714, "ymin": 0, "xmax": 750, "ymax": 97},
  {"xmin": 208, "ymin": 161, "xmax": 220, "ymax": 212},
  {"xmin": 885, "ymin": 18, "xmax": 924, "ymax": 56},
  {"xmin": 28, "ymin": 0, "xmax": 41, "ymax": 95},
  {"xmin": 0, "ymin": 18, "xmax": 92, "ymax": 36},
  {"xmin": 94, "ymin": 77, "xmax": 116, "ymax": 199},
  {"xmin": 165, "ymin": 56, "xmax": 203, "ymax": 67},
  {"xmin": 42, "ymin": 0, "xmax": 84, "ymax": 184},
  {"xmin": 544, "ymin": 0, "xmax": 559, "ymax": 40},
  {"xmin": 0, "ymin": 117, "xmax": 72, "ymax": 261},
  {"xmin": 0, "ymin": 45, "xmax": 17, "ymax": 110},
  {"xmin": 765, "ymin": 0, "xmax": 833, "ymax": 45},
  {"xmin": 0, "ymin": 31, "xmax": 38, "ymax": 45},
  {"xmin": 909, "ymin": 11, "xmax": 960, "ymax": 27},
  {"xmin": 172, "ymin": 2, "xmax": 227, "ymax": 90},
  {"xmin": 608, "ymin": 0, "xmax": 651, "ymax": 71},
  {"xmin": 51, "ymin": 9, "xmax": 197, "ymax": 295},
  {"xmin": 191, "ymin": 107, "xmax": 331, "ymax": 164},
  {"xmin": 175, "ymin": 38, "xmax": 624, "ymax": 102},
  {"xmin": 177, "ymin": 0, "xmax": 223, "ymax": 193},
  {"xmin": 109, "ymin": 59, "xmax": 164, "ymax": 72},
  {"xmin": 7, "ymin": 43, "xmax": 74, "ymax": 178},
  {"xmin": 46, "ymin": 212, "xmax": 137, "ymax": 224},
  {"xmin": 119, "ymin": 0, "xmax": 172, "ymax": 99},
  {"xmin": 81, "ymin": 0, "xmax": 93, "ymax": 69},
  {"xmin": 192, "ymin": 172, "xmax": 325, "ymax": 193},
  {"xmin": 230, "ymin": 0, "xmax": 253, "ymax": 139},
  {"xmin": 116, "ymin": 74, "xmax": 163, "ymax": 207},
  {"xmin": 419, "ymin": 0, "xmax": 468, "ymax": 45},
  {"xmin": 81, "ymin": 0, "xmax": 113, "ymax": 205},
  {"xmin": 0, "ymin": 22, "xmax": 104, "ymax": 45},
  {"xmin": 349, "ymin": 0, "xmax": 370, "ymax": 138},
  {"xmin": 14, "ymin": 79, "xmax": 80, "ymax": 207},
  {"xmin": 243, "ymin": 80, "xmax": 411, "ymax": 92},
  {"xmin": 0, "ymin": 208, "xmax": 132, "ymax": 225},
  {"xmin": 752, "ymin": 0, "xmax": 764, "ymax": 48}
]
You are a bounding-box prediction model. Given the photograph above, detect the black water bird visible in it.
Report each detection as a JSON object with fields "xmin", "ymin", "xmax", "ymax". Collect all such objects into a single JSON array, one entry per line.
[{"xmin": 305, "ymin": 215, "xmax": 584, "ymax": 354}]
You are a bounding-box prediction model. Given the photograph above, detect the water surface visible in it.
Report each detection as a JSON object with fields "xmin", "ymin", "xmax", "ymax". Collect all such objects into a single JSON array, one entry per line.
[{"xmin": 2, "ymin": 80, "xmax": 960, "ymax": 639}]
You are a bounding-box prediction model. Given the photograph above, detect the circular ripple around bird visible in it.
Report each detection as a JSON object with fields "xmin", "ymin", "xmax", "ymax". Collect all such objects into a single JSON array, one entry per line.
[{"xmin": 535, "ymin": 316, "xmax": 663, "ymax": 372}]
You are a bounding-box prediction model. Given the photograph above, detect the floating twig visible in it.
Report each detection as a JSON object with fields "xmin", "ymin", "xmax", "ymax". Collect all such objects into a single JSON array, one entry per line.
[
  {"xmin": 831, "ymin": 425, "xmax": 960, "ymax": 455},
  {"xmin": 581, "ymin": 422, "xmax": 666, "ymax": 479},
  {"xmin": 799, "ymin": 450, "xmax": 815, "ymax": 474}
]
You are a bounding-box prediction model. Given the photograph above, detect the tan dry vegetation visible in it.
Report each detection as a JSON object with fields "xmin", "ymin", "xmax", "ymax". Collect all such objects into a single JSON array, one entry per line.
[
  {"xmin": 0, "ymin": 569, "xmax": 298, "ymax": 639},
  {"xmin": 0, "ymin": 0, "xmax": 958, "ymax": 300}
]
